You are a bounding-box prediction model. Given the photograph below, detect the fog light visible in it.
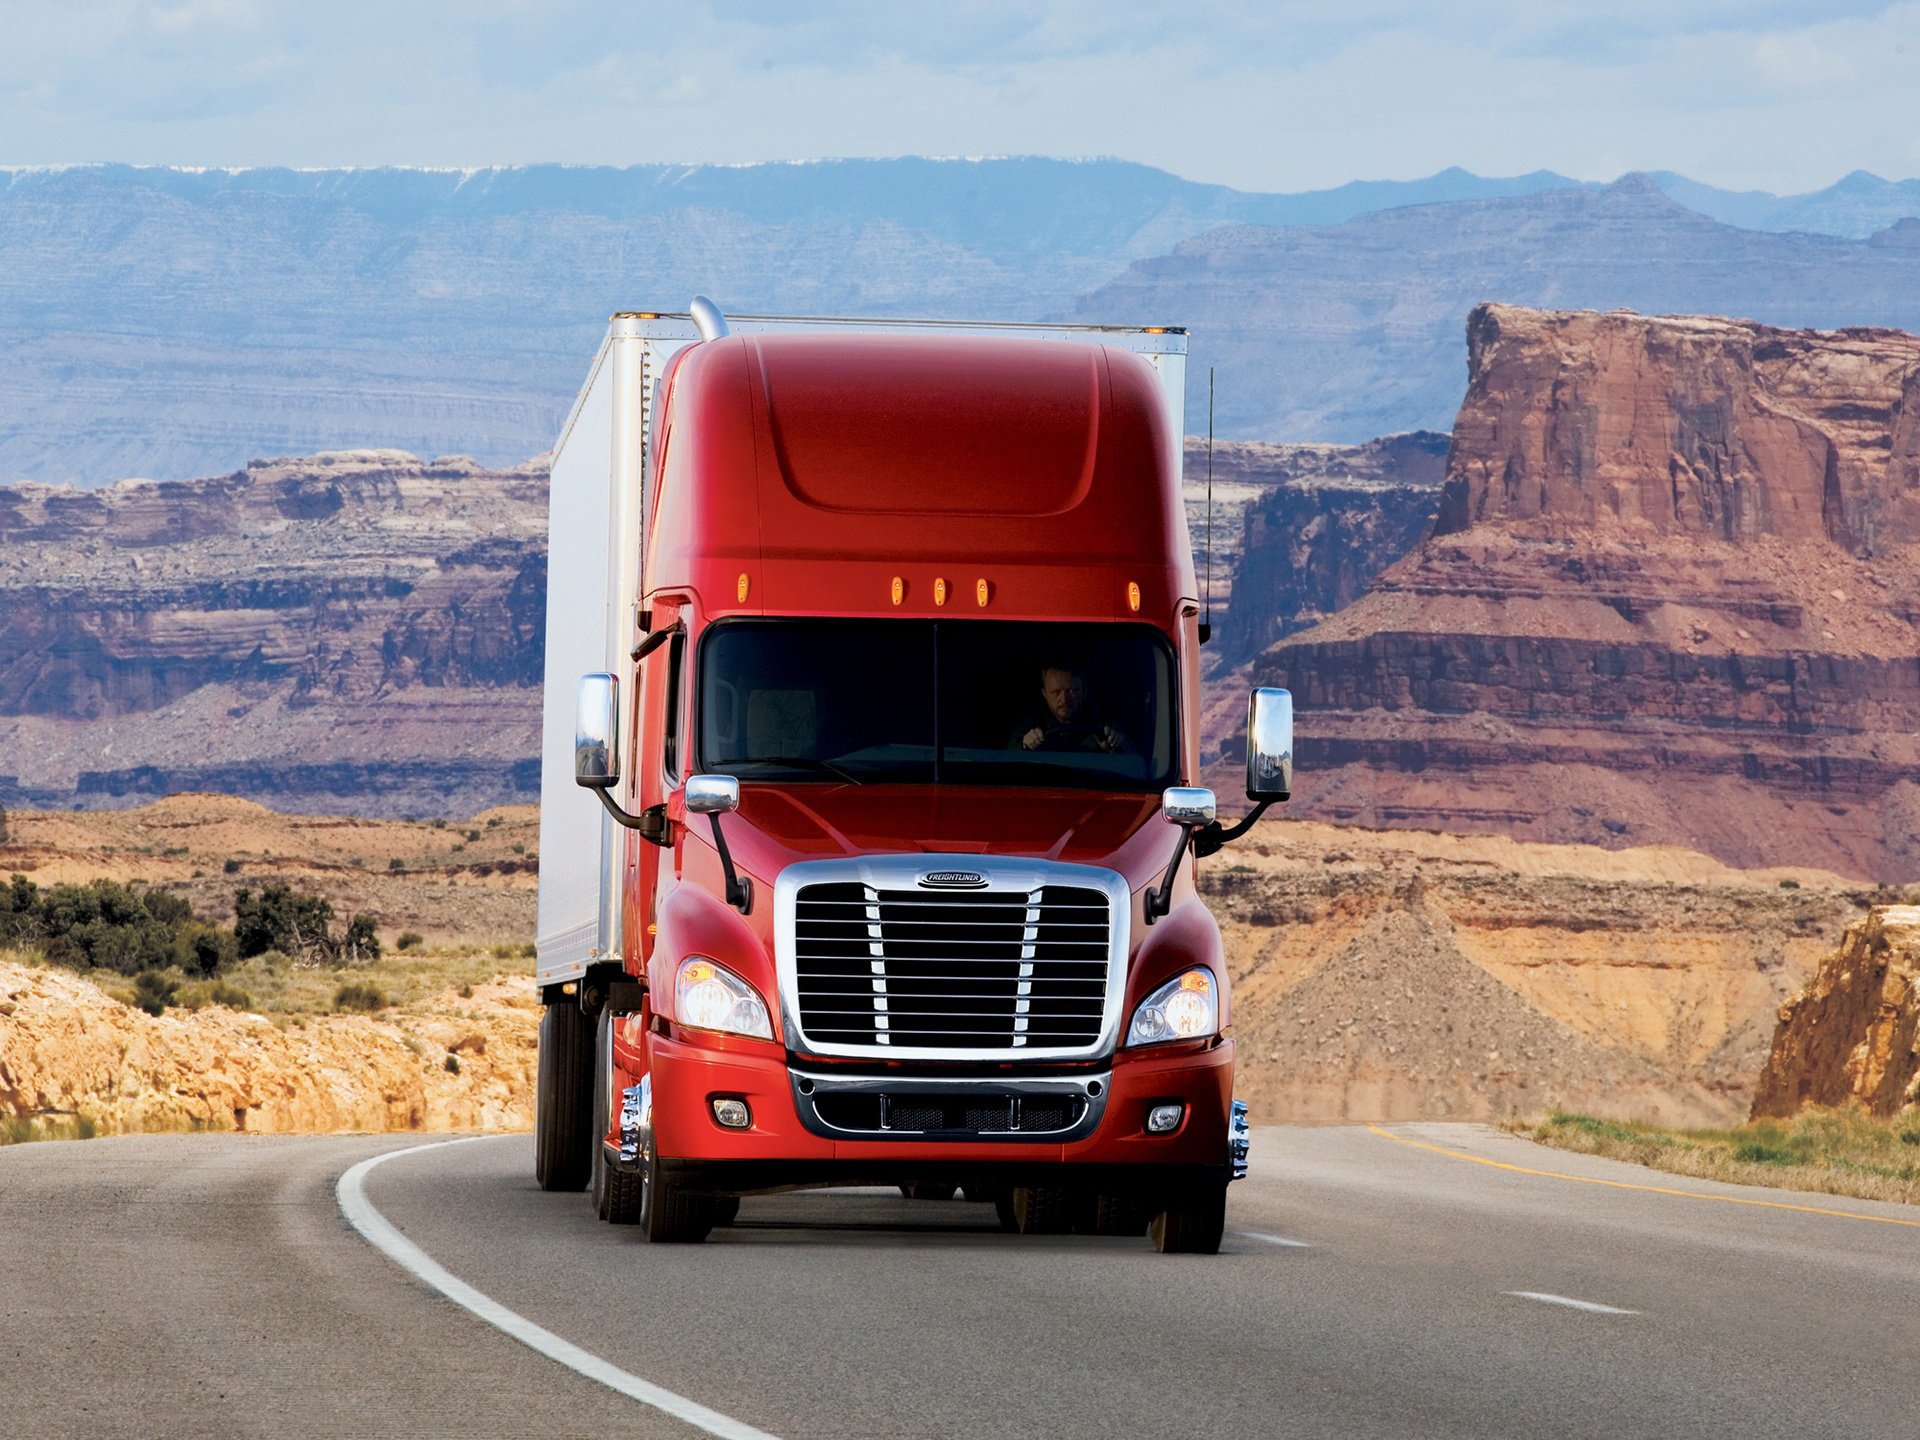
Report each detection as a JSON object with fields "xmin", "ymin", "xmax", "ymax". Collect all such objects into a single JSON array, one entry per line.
[
  {"xmin": 1146, "ymin": 1103, "xmax": 1184, "ymax": 1135},
  {"xmin": 711, "ymin": 1098, "xmax": 751, "ymax": 1129}
]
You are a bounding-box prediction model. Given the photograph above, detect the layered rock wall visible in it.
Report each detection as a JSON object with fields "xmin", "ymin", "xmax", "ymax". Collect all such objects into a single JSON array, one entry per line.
[
  {"xmin": 0, "ymin": 452, "xmax": 546, "ymax": 816},
  {"xmin": 1249, "ymin": 305, "xmax": 1920, "ymax": 879},
  {"xmin": 1751, "ymin": 906, "xmax": 1920, "ymax": 1118}
]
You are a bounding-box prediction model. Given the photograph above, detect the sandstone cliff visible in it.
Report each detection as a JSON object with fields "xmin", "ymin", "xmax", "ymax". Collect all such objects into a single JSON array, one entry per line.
[
  {"xmin": 1246, "ymin": 305, "xmax": 1920, "ymax": 880},
  {"xmin": 1750, "ymin": 906, "xmax": 1920, "ymax": 1119},
  {"xmin": 0, "ymin": 961, "xmax": 537, "ymax": 1137},
  {"xmin": 0, "ymin": 451, "xmax": 546, "ymax": 818}
]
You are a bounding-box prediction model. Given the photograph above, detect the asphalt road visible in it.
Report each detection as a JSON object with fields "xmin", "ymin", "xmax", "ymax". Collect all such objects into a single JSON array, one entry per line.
[{"xmin": 4, "ymin": 1123, "xmax": 1918, "ymax": 1439}]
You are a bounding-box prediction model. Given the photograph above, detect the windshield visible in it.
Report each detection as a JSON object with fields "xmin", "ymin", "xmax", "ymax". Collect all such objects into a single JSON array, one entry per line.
[{"xmin": 697, "ymin": 619, "xmax": 1175, "ymax": 791}]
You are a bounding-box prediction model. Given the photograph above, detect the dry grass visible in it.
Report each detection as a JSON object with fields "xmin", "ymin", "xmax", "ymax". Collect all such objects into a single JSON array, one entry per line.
[
  {"xmin": 1515, "ymin": 1106, "xmax": 1920, "ymax": 1206},
  {"xmin": 3, "ymin": 937, "xmax": 528, "ymax": 1020}
]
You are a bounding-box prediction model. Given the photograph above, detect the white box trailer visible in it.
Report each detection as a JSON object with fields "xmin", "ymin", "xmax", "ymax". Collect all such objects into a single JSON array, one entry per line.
[{"xmin": 535, "ymin": 302, "xmax": 1189, "ymax": 988}]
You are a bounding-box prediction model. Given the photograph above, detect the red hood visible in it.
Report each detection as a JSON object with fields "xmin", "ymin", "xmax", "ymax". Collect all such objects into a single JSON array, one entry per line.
[{"xmin": 718, "ymin": 784, "xmax": 1169, "ymax": 891}]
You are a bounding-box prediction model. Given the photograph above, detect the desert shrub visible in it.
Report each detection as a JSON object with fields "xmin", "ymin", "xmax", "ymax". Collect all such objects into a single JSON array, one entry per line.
[
  {"xmin": 223, "ymin": 858, "xmax": 243, "ymax": 875},
  {"xmin": 388, "ymin": 858, "xmax": 405, "ymax": 870},
  {"xmin": 491, "ymin": 942, "xmax": 515, "ymax": 960},
  {"xmin": 341, "ymin": 914, "xmax": 381, "ymax": 963},
  {"xmin": 465, "ymin": 829, "xmax": 482, "ymax": 842},
  {"xmin": 444, "ymin": 1053, "xmax": 461, "ymax": 1074},
  {"xmin": 0, "ymin": 799, "xmax": 9, "ymax": 844},
  {"xmin": 133, "ymin": 969, "xmax": 179, "ymax": 1016},
  {"xmin": 234, "ymin": 883, "xmax": 377, "ymax": 965},
  {"xmin": 334, "ymin": 981, "xmax": 387, "ymax": 1012},
  {"xmin": 396, "ymin": 931, "xmax": 424, "ymax": 952},
  {"xmin": 1777, "ymin": 878, "xmax": 1801, "ymax": 890},
  {"xmin": 234, "ymin": 883, "xmax": 335, "ymax": 959},
  {"xmin": 0, "ymin": 875, "xmax": 237, "ymax": 977}
]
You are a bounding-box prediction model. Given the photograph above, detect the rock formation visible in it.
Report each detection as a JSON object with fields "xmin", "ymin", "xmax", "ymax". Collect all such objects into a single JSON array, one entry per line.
[
  {"xmin": 0, "ymin": 962, "xmax": 537, "ymax": 1137},
  {"xmin": 1245, "ymin": 305, "xmax": 1920, "ymax": 880},
  {"xmin": 0, "ymin": 451, "xmax": 546, "ymax": 817},
  {"xmin": 1750, "ymin": 906, "xmax": 1920, "ymax": 1118}
]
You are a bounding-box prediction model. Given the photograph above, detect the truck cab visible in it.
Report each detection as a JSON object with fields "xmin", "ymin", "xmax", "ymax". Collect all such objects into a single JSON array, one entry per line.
[{"xmin": 535, "ymin": 303, "xmax": 1291, "ymax": 1253}]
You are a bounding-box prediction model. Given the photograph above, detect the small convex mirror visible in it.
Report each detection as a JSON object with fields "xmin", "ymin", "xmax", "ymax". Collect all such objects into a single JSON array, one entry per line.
[
  {"xmin": 1161, "ymin": 786, "xmax": 1217, "ymax": 827},
  {"xmin": 1246, "ymin": 687, "xmax": 1294, "ymax": 801},
  {"xmin": 575, "ymin": 672, "xmax": 621, "ymax": 788},
  {"xmin": 685, "ymin": 774, "xmax": 742, "ymax": 815}
]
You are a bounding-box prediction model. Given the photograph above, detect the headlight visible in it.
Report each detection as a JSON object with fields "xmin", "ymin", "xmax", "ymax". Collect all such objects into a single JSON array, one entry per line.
[
  {"xmin": 1127, "ymin": 967, "xmax": 1218, "ymax": 1046},
  {"xmin": 674, "ymin": 956, "xmax": 773, "ymax": 1040}
]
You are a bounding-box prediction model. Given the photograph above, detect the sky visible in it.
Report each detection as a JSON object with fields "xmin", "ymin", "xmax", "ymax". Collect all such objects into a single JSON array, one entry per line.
[{"xmin": 5, "ymin": 1, "xmax": 1918, "ymax": 193}]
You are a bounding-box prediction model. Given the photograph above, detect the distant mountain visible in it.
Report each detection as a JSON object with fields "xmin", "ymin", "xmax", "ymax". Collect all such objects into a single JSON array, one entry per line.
[
  {"xmin": 1071, "ymin": 176, "xmax": 1920, "ymax": 442},
  {"xmin": 4, "ymin": 159, "xmax": 1920, "ymax": 482},
  {"xmin": 1649, "ymin": 169, "xmax": 1920, "ymax": 239}
]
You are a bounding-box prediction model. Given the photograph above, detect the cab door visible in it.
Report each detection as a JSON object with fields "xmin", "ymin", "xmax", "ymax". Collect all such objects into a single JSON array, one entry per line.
[{"xmin": 624, "ymin": 599, "xmax": 688, "ymax": 970}]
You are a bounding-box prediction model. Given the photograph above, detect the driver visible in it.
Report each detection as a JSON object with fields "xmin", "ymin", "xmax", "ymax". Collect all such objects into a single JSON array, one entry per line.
[{"xmin": 1012, "ymin": 664, "xmax": 1129, "ymax": 754}]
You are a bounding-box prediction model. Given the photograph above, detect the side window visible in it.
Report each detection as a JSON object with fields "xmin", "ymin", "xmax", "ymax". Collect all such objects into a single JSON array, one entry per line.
[{"xmin": 661, "ymin": 631, "xmax": 687, "ymax": 783}]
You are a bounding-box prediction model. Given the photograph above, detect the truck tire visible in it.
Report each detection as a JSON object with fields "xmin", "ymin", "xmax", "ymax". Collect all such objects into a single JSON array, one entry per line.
[
  {"xmin": 901, "ymin": 1183, "xmax": 958, "ymax": 1201},
  {"xmin": 1092, "ymin": 1194, "xmax": 1149, "ymax": 1237},
  {"xmin": 713, "ymin": 1196, "xmax": 741, "ymax": 1228},
  {"xmin": 534, "ymin": 997, "xmax": 594, "ymax": 1192},
  {"xmin": 1149, "ymin": 1180, "xmax": 1228, "ymax": 1254},
  {"xmin": 640, "ymin": 1146, "xmax": 715, "ymax": 1243},
  {"xmin": 1012, "ymin": 1185, "xmax": 1074, "ymax": 1235},
  {"xmin": 591, "ymin": 1012, "xmax": 642, "ymax": 1224}
]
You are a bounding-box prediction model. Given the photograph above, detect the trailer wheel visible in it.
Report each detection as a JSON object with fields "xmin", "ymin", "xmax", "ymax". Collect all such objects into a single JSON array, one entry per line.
[
  {"xmin": 1012, "ymin": 1186, "xmax": 1074, "ymax": 1235},
  {"xmin": 713, "ymin": 1196, "xmax": 741, "ymax": 1228},
  {"xmin": 534, "ymin": 997, "xmax": 594, "ymax": 1192},
  {"xmin": 590, "ymin": 1011, "xmax": 642, "ymax": 1224},
  {"xmin": 1149, "ymin": 1180, "xmax": 1228, "ymax": 1254},
  {"xmin": 901, "ymin": 1183, "xmax": 958, "ymax": 1201},
  {"xmin": 992, "ymin": 1190, "xmax": 1018, "ymax": 1232},
  {"xmin": 1092, "ymin": 1194, "xmax": 1149, "ymax": 1237}
]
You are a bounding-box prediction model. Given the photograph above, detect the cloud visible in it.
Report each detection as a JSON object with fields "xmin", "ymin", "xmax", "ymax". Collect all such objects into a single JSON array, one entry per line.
[{"xmin": 0, "ymin": 0, "xmax": 1915, "ymax": 192}]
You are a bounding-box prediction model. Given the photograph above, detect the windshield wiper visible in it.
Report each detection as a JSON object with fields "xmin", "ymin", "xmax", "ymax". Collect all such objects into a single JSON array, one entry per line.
[{"xmin": 727, "ymin": 755, "xmax": 864, "ymax": 785}]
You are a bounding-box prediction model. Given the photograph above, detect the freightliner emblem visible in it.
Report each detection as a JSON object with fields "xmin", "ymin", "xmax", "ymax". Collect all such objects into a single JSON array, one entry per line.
[{"xmin": 919, "ymin": 870, "xmax": 989, "ymax": 888}]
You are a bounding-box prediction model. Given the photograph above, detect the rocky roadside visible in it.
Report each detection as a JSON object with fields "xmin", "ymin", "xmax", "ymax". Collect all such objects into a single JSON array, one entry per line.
[{"xmin": 0, "ymin": 959, "xmax": 536, "ymax": 1140}]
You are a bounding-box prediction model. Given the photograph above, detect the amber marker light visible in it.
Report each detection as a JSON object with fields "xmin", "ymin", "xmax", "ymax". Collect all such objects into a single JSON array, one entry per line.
[
  {"xmin": 737, "ymin": 573, "xmax": 750, "ymax": 603},
  {"xmin": 976, "ymin": 578, "xmax": 989, "ymax": 608},
  {"xmin": 934, "ymin": 577, "xmax": 948, "ymax": 606},
  {"xmin": 890, "ymin": 576, "xmax": 904, "ymax": 606},
  {"xmin": 1127, "ymin": 581, "xmax": 1142, "ymax": 612}
]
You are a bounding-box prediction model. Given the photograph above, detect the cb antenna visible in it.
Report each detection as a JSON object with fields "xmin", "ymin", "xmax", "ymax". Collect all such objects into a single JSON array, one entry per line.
[{"xmin": 1199, "ymin": 366, "xmax": 1215, "ymax": 645}]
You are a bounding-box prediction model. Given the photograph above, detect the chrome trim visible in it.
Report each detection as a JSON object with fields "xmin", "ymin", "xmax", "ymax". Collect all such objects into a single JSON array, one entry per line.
[
  {"xmin": 617, "ymin": 1074, "xmax": 651, "ymax": 1169},
  {"xmin": 1247, "ymin": 687, "xmax": 1293, "ymax": 800},
  {"xmin": 789, "ymin": 1066, "xmax": 1108, "ymax": 1144},
  {"xmin": 774, "ymin": 854, "xmax": 1132, "ymax": 1062},
  {"xmin": 1229, "ymin": 1097, "xmax": 1251, "ymax": 1181},
  {"xmin": 689, "ymin": 294, "xmax": 730, "ymax": 341},
  {"xmin": 685, "ymin": 773, "xmax": 740, "ymax": 814}
]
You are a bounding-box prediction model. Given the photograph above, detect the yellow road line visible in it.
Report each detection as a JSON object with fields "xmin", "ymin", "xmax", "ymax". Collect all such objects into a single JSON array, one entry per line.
[{"xmin": 1365, "ymin": 1124, "xmax": 1920, "ymax": 1232}]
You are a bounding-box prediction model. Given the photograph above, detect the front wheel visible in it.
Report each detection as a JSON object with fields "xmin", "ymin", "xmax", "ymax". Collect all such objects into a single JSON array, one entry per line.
[
  {"xmin": 590, "ymin": 1010, "xmax": 642, "ymax": 1224},
  {"xmin": 639, "ymin": 1102, "xmax": 715, "ymax": 1245},
  {"xmin": 534, "ymin": 997, "xmax": 594, "ymax": 1192},
  {"xmin": 1150, "ymin": 1180, "xmax": 1228, "ymax": 1254}
]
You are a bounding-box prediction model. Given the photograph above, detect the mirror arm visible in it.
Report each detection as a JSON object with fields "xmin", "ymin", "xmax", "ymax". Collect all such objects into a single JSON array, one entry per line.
[
  {"xmin": 708, "ymin": 813, "xmax": 752, "ymax": 913},
  {"xmin": 1191, "ymin": 800, "xmax": 1272, "ymax": 860},
  {"xmin": 589, "ymin": 785, "xmax": 653, "ymax": 832},
  {"xmin": 1146, "ymin": 824, "xmax": 1195, "ymax": 925}
]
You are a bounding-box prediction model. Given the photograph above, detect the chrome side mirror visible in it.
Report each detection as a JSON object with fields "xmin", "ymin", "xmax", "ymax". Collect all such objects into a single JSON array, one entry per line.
[
  {"xmin": 1246, "ymin": 688, "xmax": 1293, "ymax": 801},
  {"xmin": 575, "ymin": 672, "xmax": 621, "ymax": 788},
  {"xmin": 1161, "ymin": 787, "xmax": 1217, "ymax": 827},
  {"xmin": 685, "ymin": 774, "xmax": 741, "ymax": 815}
]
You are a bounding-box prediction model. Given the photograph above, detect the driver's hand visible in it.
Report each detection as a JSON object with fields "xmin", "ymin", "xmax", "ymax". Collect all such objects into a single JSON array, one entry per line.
[
  {"xmin": 1096, "ymin": 727, "xmax": 1119, "ymax": 753},
  {"xmin": 1022, "ymin": 727, "xmax": 1044, "ymax": 750}
]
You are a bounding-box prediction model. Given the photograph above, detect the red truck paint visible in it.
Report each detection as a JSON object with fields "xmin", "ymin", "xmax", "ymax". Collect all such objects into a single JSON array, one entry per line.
[{"xmin": 535, "ymin": 306, "xmax": 1284, "ymax": 1252}]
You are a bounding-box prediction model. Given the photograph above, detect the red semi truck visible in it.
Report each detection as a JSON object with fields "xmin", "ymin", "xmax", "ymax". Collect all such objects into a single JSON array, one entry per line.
[{"xmin": 534, "ymin": 299, "xmax": 1292, "ymax": 1253}]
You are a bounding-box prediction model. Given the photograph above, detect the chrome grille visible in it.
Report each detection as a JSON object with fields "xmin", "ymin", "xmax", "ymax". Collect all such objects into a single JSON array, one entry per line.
[{"xmin": 791, "ymin": 880, "xmax": 1113, "ymax": 1052}]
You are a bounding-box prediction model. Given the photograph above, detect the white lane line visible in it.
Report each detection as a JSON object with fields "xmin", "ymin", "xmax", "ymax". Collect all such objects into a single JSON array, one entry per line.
[
  {"xmin": 1238, "ymin": 1231, "xmax": 1312, "ymax": 1248},
  {"xmin": 338, "ymin": 1139, "xmax": 782, "ymax": 1440},
  {"xmin": 1505, "ymin": 1291, "xmax": 1638, "ymax": 1316}
]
